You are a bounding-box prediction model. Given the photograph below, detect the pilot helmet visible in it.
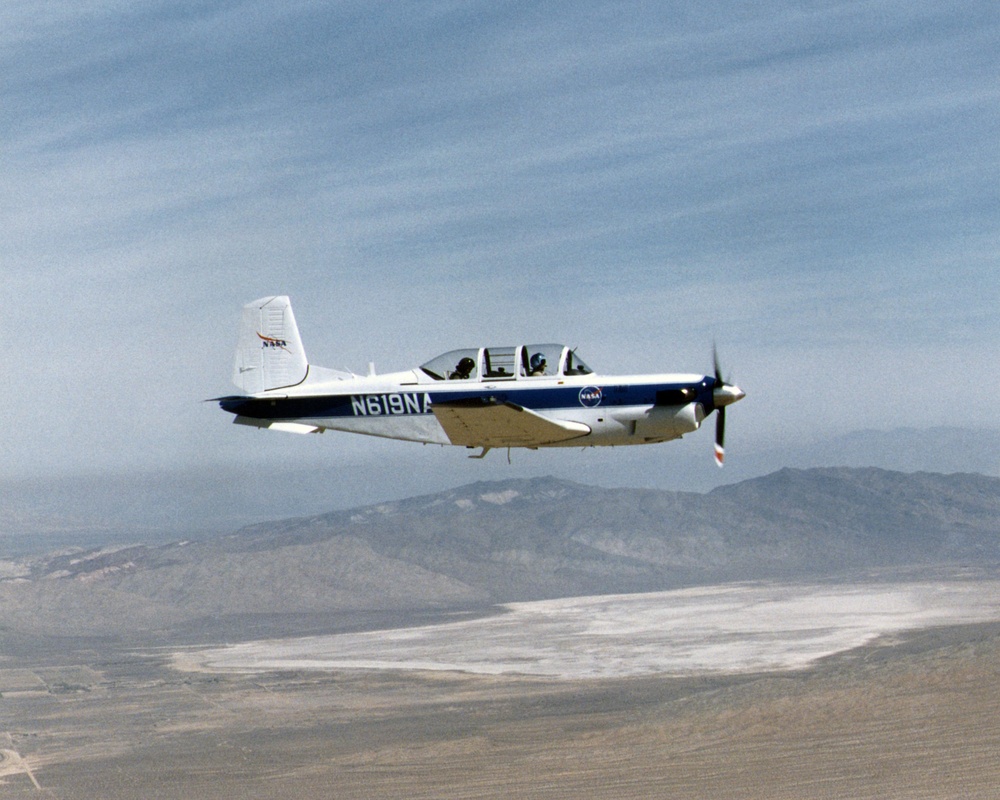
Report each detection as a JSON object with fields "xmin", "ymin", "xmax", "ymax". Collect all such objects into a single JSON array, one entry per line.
[
  {"xmin": 529, "ymin": 352, "xmax": 546, "ymax": 372},
  {"xmin": 456, "ymin": 357, "xmax": 475, "ymax": 375}
]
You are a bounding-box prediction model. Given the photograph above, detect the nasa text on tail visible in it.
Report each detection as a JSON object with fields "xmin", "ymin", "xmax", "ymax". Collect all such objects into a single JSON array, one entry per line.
[{"xmin": 216, "ymin": 296, "xmax": 745, "ymax": 462}]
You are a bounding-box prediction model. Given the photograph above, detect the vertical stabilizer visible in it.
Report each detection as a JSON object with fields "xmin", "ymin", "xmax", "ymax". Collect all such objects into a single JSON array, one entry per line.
[{"xmin": 232, "ymin": 296, "xmax": 309, "ymax": 393}]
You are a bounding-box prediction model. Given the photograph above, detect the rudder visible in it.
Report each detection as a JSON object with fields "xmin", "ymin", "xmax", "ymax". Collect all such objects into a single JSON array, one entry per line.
[{"xmin": 232, "ymin": 296, "xmax": 309, "ymax": 393}]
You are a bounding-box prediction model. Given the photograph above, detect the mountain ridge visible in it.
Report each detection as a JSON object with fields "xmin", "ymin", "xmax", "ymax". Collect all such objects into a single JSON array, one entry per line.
[
  {"xmin": 2, "ymin": 426, "xmax": 996, "ymax": 555},
  {"xmin": 1, "ymin": 468, "xmax": 997, "ymax": 642}
]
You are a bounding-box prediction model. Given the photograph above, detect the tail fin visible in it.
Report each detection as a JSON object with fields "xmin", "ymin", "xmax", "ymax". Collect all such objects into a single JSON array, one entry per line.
[{"xmin": 232, "ymin": 296, "xmax": 309, "ymax": 393}]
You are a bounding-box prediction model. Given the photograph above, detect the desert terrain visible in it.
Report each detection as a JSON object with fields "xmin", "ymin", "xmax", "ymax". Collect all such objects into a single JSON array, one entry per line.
[{"xmin": 4, "ymin": 575, "xmax": 1000, "ymax": 799}]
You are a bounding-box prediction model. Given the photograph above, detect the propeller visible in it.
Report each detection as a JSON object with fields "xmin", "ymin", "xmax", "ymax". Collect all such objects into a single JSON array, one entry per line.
[{"xmin": 710, "ymin": 346, "xmax": 745, "ymax": 468}]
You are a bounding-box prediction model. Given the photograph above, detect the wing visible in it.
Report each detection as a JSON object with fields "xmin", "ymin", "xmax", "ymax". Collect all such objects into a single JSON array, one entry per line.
[{"xmin": 431, "ymin": 399, "xmax": 590, "ymax": 448}]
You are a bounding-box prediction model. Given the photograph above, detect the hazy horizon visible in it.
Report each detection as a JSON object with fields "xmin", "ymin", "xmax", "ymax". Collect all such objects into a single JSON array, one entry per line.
[{"xmin": 2, "ymin": 424, "xmax": 997, "ymax": 558}]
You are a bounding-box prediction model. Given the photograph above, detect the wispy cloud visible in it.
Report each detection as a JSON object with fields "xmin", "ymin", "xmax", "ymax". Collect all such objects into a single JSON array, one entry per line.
[{"xmin": 2, "ymin": 1, "xmax": 998, "ymax": 481}]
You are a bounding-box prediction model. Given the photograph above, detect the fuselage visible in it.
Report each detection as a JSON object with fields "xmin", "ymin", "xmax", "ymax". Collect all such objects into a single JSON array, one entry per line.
[
  {"xmin": 220, "ymin": 297, "xmax": 745, "ymax": 457},
  {"xmin": 220, "ymin": 352, "xmax": 720, "ymax": 448}
]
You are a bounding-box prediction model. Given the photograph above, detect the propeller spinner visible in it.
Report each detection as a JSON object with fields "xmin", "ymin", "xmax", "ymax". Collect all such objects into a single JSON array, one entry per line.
[{"xmin": 711, "ymin": 348, "xmax": 745, "ymax": 467}]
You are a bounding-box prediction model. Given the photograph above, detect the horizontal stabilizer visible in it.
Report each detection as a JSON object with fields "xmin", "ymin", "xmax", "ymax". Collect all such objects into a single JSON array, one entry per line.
[{"xmin": 234, "ymin": 416, "xmax": 323, "ymax": 434}]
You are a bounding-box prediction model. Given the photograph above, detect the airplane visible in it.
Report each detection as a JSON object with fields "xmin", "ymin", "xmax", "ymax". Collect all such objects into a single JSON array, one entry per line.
[{"xmin": 216, "ymin": 296, "xmax": 745, "ymax": 463}]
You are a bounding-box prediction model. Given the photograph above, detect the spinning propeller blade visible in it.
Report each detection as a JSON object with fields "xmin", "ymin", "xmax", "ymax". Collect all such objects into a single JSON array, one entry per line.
[
  {"xmin": 710, "ymin": 346, "xmax": 744, "ymax": 467},
  {"xmin": 714, "ymin": 408, "xmax": 726, "ymax": 467}
]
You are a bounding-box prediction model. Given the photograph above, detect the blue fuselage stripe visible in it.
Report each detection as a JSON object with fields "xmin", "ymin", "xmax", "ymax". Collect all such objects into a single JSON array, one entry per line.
[{"xmin": 220, "ymin": 380, "xmax": 715, "ymax": 421}]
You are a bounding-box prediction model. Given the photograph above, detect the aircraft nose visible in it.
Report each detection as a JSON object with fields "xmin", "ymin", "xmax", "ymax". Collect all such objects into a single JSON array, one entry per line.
[{"xmin": 713, "ymin": 384, "xmax": 745, "ymax": 408}]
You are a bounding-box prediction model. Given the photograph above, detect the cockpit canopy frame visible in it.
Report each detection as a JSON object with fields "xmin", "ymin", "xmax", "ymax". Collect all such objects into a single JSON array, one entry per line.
[{"xmin": 420, "ymin": 344, "xmax": 593, "ymax": 382}]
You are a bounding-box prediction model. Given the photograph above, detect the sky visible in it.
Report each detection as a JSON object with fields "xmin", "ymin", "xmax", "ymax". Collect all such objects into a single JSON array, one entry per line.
[{"xmin": 3, "ymin": 1, "xmax": 998, "ymax": 505}]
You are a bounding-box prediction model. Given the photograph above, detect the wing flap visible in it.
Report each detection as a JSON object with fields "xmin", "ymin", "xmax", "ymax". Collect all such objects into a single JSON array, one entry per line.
[{"xmin": 431, "ymin": 399, "xmax": 590, "ymax": 447}]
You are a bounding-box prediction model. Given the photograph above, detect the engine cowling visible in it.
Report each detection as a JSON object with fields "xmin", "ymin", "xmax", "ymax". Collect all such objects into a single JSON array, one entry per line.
[{"xmin": 632, "ymin": 401, "xmax": 704, "ymax": 441}]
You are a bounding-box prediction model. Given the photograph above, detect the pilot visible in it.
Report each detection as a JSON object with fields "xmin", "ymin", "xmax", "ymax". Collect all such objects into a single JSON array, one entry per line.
[
  {"xmin": 450, "ymin": 357, "xmax": 476, "ymax": 380},
  {"xmin": 528, "ymin": 352, "xmax": 547, "ymax": 376}
]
